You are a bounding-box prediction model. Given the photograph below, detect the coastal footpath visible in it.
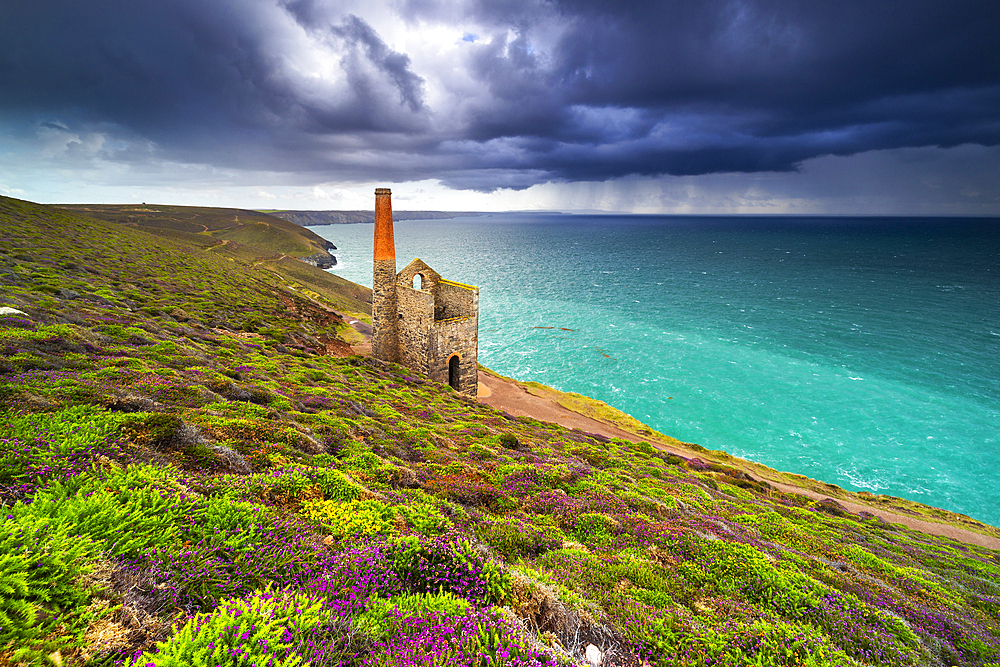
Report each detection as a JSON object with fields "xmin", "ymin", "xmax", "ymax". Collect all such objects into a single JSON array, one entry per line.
[{"xmin": 2, "ymin": 195, "xmax": 999, "ymax": 667}]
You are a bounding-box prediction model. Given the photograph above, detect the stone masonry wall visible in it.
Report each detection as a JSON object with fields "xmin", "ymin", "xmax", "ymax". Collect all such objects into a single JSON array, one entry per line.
[
  {"xmin": 396, "ymin": 285, "xmax": 434, "ymax": 375},
  {"xmin": 371, "ymin": 258, "xmax": 398, "ymax": 362},
  {"xmin": 434, "ymin": 280, "xmax": 475, "ymax": 321},
  {"xmin": 428, "ymin": 315, "xmax": 479, "ymax": 395},
  {"xmin": 393, "ymin": 258, "xmax": 479, "ymax": 396}
]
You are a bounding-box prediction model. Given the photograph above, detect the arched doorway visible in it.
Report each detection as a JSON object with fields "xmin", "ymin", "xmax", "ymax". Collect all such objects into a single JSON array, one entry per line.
[{"xmin": 448, "ymin": 354, "xmax": 460, "ymax": 390}]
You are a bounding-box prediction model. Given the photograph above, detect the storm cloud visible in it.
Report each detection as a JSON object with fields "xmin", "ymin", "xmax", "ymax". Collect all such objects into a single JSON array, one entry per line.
[{"xmin": 1, "ymin": 0, "xmax": 998, "ymax": 197}]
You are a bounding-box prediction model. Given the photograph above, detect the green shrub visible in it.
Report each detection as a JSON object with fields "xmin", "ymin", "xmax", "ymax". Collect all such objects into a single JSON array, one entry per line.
[
  {"xmin": 98, "ymin": 461, "xmax": 183, "ymax": 494},
  {"xmin": 354, "ymin": 591, "xmax": 471, "ymax": 640},
  {"xmin": 387, "ymin": 534, "xmax": 511, "ymax": 606},
  {"xmin": 268, "ymin": 468, "xmax": 313, "ymax": 501},
  {"xmin": 469, "ymin": 443, "xmax": 496, "ymax": 459},
  {"xmin": 571, "ymin": 512, "xmax": 617, "ymax": 547},
  {"xmin": 10, "ymin": 470, "xmax": 193, "ymax": 557},
  {"xmin": 132, "ymin": 589, "xmax": 328, "ymax": 667},
  {"xmin": 477, "ymin": 514, "xmax": 564, "ymax": 559},
  {"xmin": 611, "ymin": 598, "xmax": 684, "ymax": 663},
  {"xmin": 311, "ymin": 467, "xmax": 368, "ymax": 501},
  {"xmin": 122, "ymin": 412, "xmax": 185, "ymax": 448},
  {"xmin": 342, "ymin": 450, "xmax": 398, "ymax": 485},
  {"xmin": 301, "ymin": 498, "xmax": 397, "ymax": 538},
  {"xmin": 195, "ymin": 496, "xmax": 272, "ymax": 551},
  {"xmin": 396, "ymin": 502, "xmax": 451, "ymax": 537},
  {"xmin": 733, "ymin": 511, "xmax": 815, "ymax": 551},
  {"xmin": 677, "ymin": 537, "xmax": 921, "ymax": 665},
  {"xmin": 628, "ymin": 587, "xmax": 675, "ymax": 608},
  {"xmin": 0, "ymin": 515, "xmax": 102, "ymax": 661},
  {"xmin": 3, "ymin": 404, "xmax": 130, "ymax": 456},
  {"xmin": 567, "ymin": 444, "xmax": 612, "ymax": 468}
]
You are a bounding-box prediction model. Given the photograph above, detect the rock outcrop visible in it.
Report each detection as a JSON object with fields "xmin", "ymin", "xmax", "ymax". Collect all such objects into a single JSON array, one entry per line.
[{"xmin": 299, "ymin": 251, "xmax": 337, "ymax": 269}]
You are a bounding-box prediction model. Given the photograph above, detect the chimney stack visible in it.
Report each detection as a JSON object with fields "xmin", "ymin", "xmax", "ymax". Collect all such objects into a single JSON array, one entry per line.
[
  {"xmin": 374, "ymin": 187, "xmax": 395, "ymax": 262},
  {"xmin": 371, "ymin": 188, "xmax": 398, "ymax": 362}
]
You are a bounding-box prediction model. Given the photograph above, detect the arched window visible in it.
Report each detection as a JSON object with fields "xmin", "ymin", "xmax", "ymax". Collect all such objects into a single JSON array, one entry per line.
[
  {"xmin": 448, "ymin": 354, "xmax": 460, "ymax": 390},
  {"xmin": 412, "ymin": 273, "xmax": 423, "ymax": 290}
]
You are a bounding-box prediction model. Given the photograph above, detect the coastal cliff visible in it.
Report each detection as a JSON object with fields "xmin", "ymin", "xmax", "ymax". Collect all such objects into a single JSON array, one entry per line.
[
  {"xmin": 58, "ymin": 203, "xmax": 341, "ymax": 271},
  {"xmin": 2, "ymin": 195, "xmax": 999, "ymax": 667},
  {"xmin": 300, "ymin": 240, "xmax": 339, "ymax": 269}
]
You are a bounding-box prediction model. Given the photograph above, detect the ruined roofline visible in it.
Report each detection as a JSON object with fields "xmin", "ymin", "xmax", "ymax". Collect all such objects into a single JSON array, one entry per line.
[
  {"xmin": 437, "ymin": 277, "xmax": 478, "ymax": 292},
  {"xmin": 397, "ymin": 258, "xmax": 436, "ymax": 281}
]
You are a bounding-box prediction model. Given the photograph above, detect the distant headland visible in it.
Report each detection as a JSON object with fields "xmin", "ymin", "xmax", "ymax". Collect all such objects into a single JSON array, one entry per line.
[{"xmin": 263, "ymin": 209, "xmax": 481, "ymax": 226}]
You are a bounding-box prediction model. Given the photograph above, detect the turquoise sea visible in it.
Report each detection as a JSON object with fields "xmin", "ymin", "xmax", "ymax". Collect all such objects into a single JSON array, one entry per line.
[{"xmin": 311, "ymin": 215, "xmax": 1000, "ymax": 527}]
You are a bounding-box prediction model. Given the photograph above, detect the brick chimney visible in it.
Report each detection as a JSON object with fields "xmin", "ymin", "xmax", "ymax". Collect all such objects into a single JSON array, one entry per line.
[{"xmin": 372, "ymin": 188, "xmax": 398, "ymax": 362}]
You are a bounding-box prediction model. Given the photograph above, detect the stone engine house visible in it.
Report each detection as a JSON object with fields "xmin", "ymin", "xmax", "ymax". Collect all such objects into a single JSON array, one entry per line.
[{"xmin": 371, "ymin": 188, "xmax": 479, "ymax": 395}]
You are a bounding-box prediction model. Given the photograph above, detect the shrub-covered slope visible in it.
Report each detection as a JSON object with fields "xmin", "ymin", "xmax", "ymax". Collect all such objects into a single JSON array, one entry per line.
[
  {"xmin": 1, "ymin": 196, "xmax": 999, "ymax": 667},
  {"xmin": 57, "ymin": 203, "xmax": 342, "ymax": 269}
]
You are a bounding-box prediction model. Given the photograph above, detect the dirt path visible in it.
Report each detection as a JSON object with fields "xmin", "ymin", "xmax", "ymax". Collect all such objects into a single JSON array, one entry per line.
[
  {"xmin": 476, "ymin": 372, "xmax": 669, "ymax": 444},
  {"xmin": 474, "ymin": 370, "xmax": 1000, "ymax": 550},
  {"xmin": 762, "ymin": 479, "xmax": 1000, "ymax": 549}
]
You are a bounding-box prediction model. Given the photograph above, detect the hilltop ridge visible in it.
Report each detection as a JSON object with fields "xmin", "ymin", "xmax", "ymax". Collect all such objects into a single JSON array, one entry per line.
[
  {"xmin": 264, "ymin": 209, "xmax": 481, "ymax": 226},
  {"xmin": 58, "ymin": 204, "xmax": 341, "ymax": 269},
  {"xmin": 2, "ymin": 195, "xmax": 999, "ymax": 667}
]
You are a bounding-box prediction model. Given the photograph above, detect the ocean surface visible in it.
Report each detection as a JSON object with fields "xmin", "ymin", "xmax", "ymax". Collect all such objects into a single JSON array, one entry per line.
[{"xmin": 310, "ymin": 214, "xmax": 1000, "ymax": 528}]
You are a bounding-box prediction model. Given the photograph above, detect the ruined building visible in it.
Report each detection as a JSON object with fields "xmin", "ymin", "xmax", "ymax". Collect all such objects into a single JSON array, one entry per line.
[{"xmin": 371, "ymin": 188, "xmax": 479, "ymax": 395}]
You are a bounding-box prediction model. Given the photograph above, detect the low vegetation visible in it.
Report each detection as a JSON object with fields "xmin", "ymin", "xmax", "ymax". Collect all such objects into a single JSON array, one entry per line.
[{"xmin": 2, "ymin": 195, "xmax": 999, "ymax": 667}]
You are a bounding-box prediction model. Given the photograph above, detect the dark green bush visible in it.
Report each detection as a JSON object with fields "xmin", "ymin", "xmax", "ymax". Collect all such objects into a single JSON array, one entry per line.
[
  {"xmin": 123, "ymin": 412, "xmax": 185, "ymax": 448},
  {"xmin": 0, "ymin": 515, "xmax": 102, "ymax": 661},
  {"xmin": 131, "ymin": 589, "xmax": 328, "ymax": 667}
]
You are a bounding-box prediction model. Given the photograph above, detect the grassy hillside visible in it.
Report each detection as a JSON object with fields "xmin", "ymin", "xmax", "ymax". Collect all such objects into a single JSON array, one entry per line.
[
  {"xmin": 58, "ymin": 204, "xmax": 340, "ymax": 267},
  {"xmin": 1, "ymin": 195, "xmax": 999, "ymax": 667}
]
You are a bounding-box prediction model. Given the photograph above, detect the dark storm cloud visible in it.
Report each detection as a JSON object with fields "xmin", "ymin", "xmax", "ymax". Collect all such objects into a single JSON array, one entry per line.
[
  {"xmin": 330, "ymin": 16, "xmax": 425, "ymax": 113},
  {"xmin": 3, "ymin": 1, "xmax": 289, "ymax": 138},
  {"xmin": 420, "ymin": 0, "xmax": 1000, "ymax": 186},
  {"xmin": 282, "ymin": 1, "xmax": 426, "ymax": 113},
  {"xmin": 2, "ymin": 0, "xmax": 998, "ymax": 190},
  {"xmin": 0, "ymin": 0, "xmax": 427, "ymax": 172}
]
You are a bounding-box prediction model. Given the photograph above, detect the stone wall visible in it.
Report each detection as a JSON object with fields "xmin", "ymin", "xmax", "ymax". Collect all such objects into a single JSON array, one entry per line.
[
  {"xmin": 396, "ymin": 285, "xmax": 434, "ymax": 375},
  {"xmin": 428, "ymin": 314, "xmax": 479, "ymax": 395},
  {"xmin": 434, "ymin": 279, "xmax": 476, "ymax": 321},
  {"xmin": 392, "ymin": 258, "xmax": 479, "ymax": 396},
  {"xmin": 372, "ymin": 258, "xmax": 398, "ymax": 362},
  {"xmin": 397, "ymin": 260, "xmax": 441, "ymax": 298}
]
